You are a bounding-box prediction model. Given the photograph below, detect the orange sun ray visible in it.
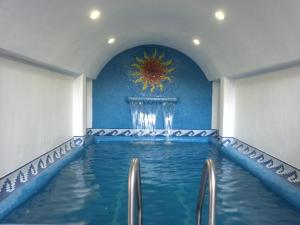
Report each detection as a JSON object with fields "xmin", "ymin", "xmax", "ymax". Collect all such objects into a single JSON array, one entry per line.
[{"xmin": 131, "ymin": 49, "xmax": 175, "ymax": 93}]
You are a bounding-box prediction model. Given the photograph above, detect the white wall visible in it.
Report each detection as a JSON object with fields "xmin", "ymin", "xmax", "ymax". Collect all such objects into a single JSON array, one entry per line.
[
  {"xmin": 234, "ymin": 67, "xmax": 300, "ymax": 168},
  {"xmin": 86, "ymin": 79, "xmax": 93, "ymax": 128},
  {"xmin": 0, "ymin": 57, "xmax": 73, "ymax": 177},
  {"xmin": 211, "ymin": 81, "xmax": 220, "ymax": 129},
  {"xmin": 219, "ymin": 77, "xmax": 236, "ymax": 137},
  {"xmin": 72, "ymin": 74, "xmax": 87, "ymax": 136}
]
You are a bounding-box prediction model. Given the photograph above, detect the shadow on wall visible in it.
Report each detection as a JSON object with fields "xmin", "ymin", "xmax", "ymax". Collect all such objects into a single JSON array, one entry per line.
[{"xmin": 92, "ymin": 45, "xmax": 212, "ymax": 129}]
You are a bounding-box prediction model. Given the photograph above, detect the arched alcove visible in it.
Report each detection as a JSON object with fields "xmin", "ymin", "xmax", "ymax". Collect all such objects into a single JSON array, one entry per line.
[{"xmin": 92, "ymin": 45, "xmax": 212, "ymax": 129}]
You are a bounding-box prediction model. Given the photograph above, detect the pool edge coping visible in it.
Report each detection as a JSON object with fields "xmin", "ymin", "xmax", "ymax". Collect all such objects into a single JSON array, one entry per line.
[
  {"xmin": 0, "ymin": 136, "xmax": 93, "ymax": 220},
  {"xmin": 212, "ymin": 136, "xmax": 300, "ymax": 210}
]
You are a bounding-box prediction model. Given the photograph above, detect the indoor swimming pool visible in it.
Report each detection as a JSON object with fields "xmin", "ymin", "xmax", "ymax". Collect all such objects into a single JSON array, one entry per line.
[{"xmin": 2, "ymin": 141, "xmax": 300, "ymax": 225}]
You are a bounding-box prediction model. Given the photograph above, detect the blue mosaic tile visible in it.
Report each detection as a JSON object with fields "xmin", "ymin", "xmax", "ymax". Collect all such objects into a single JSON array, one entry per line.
[
  {"xmin": 218, "ymin": 137, "xmax": 300, "ymax": 186},
  {"xmin": 0, "ymin": 137, "xmax": 87, "ymax": 202},
  {"xmin": 86, "ymin": 128, "xmax": 218, "ymax": 138},
  {"xmin": 74, "ymin": 136, "xmax": 86, "ymax": 146}
]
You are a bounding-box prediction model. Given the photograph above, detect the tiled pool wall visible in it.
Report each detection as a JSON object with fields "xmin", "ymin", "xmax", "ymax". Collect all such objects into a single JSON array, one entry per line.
[
  {"xmin": 0, "ymin": 135, "xmax": 93, "ymax": 219},
  {"xmin": 212, "ymin": 136, "xmax": 300, "ymax": 210},
  {"xmin": 88, "ymin": 128, "xmax": 218, "ymax": 142},
  {"xmin": 1, "ymin": 129, "xmax": 300, "ymax": 220}
]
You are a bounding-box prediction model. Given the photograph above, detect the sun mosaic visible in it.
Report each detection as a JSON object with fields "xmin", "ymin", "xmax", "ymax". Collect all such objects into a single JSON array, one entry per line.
[{"xmin": 131, "ymin": 49, "xmax": 175, "ymax": 93}]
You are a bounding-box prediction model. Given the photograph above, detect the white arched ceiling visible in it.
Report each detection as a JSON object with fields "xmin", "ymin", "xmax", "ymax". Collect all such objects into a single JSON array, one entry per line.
[{"xmin": 1, "ymin": 0, "xmax": 300, "ymax": 81}]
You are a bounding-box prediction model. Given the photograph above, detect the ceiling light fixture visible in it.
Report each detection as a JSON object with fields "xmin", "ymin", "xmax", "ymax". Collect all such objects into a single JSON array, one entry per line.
[
  {"xmin": 108, "ymin": 38, "xmax": 115, "ymax": 44},
  {"xmin": 90, "ymin": 10, "xmax": 100, "ymax": 20},
  {"xmin": 193, "ymin": 39, "xmax": 201, "ymax": 45},
  {"xmin": 215, "ymin": 10, "xmax": 225, "ymax": 21}
]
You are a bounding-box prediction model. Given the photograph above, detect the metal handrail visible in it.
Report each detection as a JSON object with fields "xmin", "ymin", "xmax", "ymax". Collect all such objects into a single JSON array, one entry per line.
[
  {"xmin": 128, "ymin": 158, "xmax": 143, "ymax": 225},
  {"xmin": 195, "ymin": 159, "xmax": 217, "ymax": 225}
]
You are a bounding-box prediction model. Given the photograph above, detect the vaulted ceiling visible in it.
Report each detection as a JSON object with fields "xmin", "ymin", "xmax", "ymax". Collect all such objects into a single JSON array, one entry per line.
[{"xmin": 1, "ymin": 0, "xmax": 300, "ymax": 81}]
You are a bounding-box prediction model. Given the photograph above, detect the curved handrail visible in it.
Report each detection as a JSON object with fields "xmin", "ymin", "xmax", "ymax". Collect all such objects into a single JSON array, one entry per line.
[
  {"xmin": 128, "ymin": 158, "xmax": 143, "ymax": 225},
  {"xmin": 195, "ymin": 159, "xmax": 217, "ymax": 225}
]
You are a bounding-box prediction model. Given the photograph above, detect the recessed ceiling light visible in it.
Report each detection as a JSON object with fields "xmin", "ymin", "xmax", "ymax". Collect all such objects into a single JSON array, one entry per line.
[
  {"xmin": 193, "ymin": 39, "xmax": 200, "ymax": 45},
  {"xmin": 90, "ymin": 10, "xmax": 100, "ymax": 20},
  {"xmin": 108, "ymin": 38, "xmax": 115, "ymax": 44},
  {"xmin": 215, "ymin": 10, "xmax": 225, "ymax": 21}
]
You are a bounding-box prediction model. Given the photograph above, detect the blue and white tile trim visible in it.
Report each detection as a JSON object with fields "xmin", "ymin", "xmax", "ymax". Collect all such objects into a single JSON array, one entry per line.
[
  {"xmin": 74, "ymin": 136, "xmax": 87, "ymax": 146},
  {"xmin": 0, "ymin": 136, "xmax": 87, "ymax": 202},
  {"xmin": 87, "ymin": 128, "xmax": 218, "ymax": 137},
  {"xmin": 219, "ymin": 137, "xmax": 300, "ymax": 187}
]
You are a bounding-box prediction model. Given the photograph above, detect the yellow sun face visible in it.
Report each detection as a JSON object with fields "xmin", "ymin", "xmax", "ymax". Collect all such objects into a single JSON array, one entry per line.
[{"xmin": 131, "ymin": 49, "xmax": 175, "ymax": 93}]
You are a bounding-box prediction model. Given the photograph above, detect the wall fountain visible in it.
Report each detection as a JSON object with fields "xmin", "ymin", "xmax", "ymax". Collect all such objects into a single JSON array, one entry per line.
[{"xmin": 128, "ymin": 97, "xmax": 178, "ymax": 137}]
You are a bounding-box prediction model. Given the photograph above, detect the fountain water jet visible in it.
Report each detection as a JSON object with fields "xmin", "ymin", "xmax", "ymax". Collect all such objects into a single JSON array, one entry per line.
[
  {"xmin": 128, "ymin": 97, "xmax": 178, "ymax": 137},
  {"xmin": 162, "ymin": 102, "xmax": 176, "ymax": 137}
]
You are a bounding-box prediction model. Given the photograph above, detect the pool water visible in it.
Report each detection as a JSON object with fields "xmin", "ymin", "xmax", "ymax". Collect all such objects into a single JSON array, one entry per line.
[{"xmin": 2, "ymin": 142, "xmax": 300, "ymax": 225}]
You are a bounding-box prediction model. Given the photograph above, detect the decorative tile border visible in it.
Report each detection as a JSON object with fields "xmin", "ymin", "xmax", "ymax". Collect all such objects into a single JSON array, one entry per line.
[
  {"xmin": 87, "ymin": 128, "xmax": 218, "ymax": 137},
  {"xmin": 218, "ymin": 137, "xmax": 300, "ymax": 186},
  {"xmin": 74, "ymin": 136, "xmax": 87, "ymax": 146},
  {"xmin": 0, "ymin": 136, "xmax": 87, "ymax": 202}
]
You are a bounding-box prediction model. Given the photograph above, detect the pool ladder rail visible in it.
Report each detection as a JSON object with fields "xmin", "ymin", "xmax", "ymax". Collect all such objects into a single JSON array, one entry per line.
[
  {"xmin": 195, "ymin": 159, "xmax": 217, "ymax": 225},
  {"xmin": 128, "ymin": 158, "xmax": 143, "ymax": 225},
  {"xmin": 127, "ymin": 158, "xmax": 216, "ymax": 225}
]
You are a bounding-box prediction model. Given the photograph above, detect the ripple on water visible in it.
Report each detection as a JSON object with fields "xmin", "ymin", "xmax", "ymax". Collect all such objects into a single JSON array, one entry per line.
[{"xmin": 2, "ymin": 142, "xmax": 300, "ymax": 225}]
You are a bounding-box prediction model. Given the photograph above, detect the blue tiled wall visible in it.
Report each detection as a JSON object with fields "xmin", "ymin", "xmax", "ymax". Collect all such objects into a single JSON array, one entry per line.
[{"xmin": 92, "ymin": 45, "xmax": 212, "ymax": 129}]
